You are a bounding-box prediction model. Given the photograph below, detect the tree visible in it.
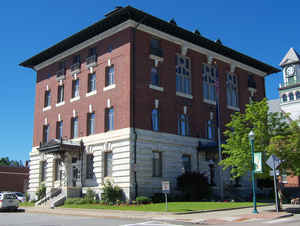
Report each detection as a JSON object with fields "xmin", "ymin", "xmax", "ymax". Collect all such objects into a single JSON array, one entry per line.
[
  {"xmin": 0, "ymin": 157, "xmax": 23, "ymax": 167},
  {"xmin": 220, "ymin": 98, "xmax": 299, "ymax": 178}
]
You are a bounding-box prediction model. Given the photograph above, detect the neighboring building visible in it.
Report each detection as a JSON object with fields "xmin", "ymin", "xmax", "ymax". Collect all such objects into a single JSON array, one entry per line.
[
  {"xmin": 268, "ymin": 48, "xmax": 300, "ymax": 188},
  {"xmin": 0, "ymin": 166, "xmax": 29, "ymax": 193},
  {"xmin": 20, "ymin": 6, "xmax": 278, "ymax": 202}
]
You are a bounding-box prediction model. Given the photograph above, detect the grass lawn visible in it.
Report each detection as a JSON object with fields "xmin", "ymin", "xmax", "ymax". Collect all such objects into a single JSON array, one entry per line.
[
  {"xmin": 19, "ymin": 202, "xmax": 35, "ymax": 207},
  {"xmin": 62, "ymin": 202, "xmax": 268, "ymax": 212}
]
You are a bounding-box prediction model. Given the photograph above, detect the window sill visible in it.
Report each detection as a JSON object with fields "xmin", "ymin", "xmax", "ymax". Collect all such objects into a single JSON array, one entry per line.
[
  {"xmin": 103, "ymin": 84, "xmax": 116, "ymax": 92},
  {"xmin": 176, "ymin": 92, "xmax": 193, "ymax": 99},
  {"xmin": 227, "ymin": 105, "xmax": 240, "ymax": 111},
  {"xmin": 86, "ymin": 90, "xmax": 97, "ymax": 97},
  {"xmin": 149, "ymin": 84, "xmax": 164, "ymax": 92},
  {"xmin": 149, "ymin": 54, "xmax": 164, "ymax": 62},
  {"xmin": 70, "ymin": 96, "xmax": 80, "ymax": 103},
  {"xmin": 43, "ymin": 106, "xmax": 51, "ymax": 112},
  {"xmin": 203, "ymin": 99, "xmax": 216, "ymax": 105},
  {"xmin": 56, "ymin": 101, "xmax": 65, "ymax": 107}
]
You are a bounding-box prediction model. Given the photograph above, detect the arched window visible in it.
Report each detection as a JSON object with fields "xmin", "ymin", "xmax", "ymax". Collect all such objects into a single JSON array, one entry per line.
[
  {"xmin": 226, "ymin": 73, "xmax": 238, "ymax": 108},
  {"xmin": 282, "ymin": 94, "xmax": 287, "ymax": 102},
  {"xmin": 296, "ymin": 91, "xmax": 300, "ymax": 100},
  {"xmin": 289, "ymin": 92, "xmax": 294, "ymax": 101}
]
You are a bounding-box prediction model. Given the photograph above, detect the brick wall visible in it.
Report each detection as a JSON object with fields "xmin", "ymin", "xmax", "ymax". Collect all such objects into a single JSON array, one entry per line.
[
  {"xmin": 133, "ymin": 30, "xmax": 265, "ymax": 139},
  {"xmin": 33, "ymin": 28, "xmax": 132, "ymax": 146},
  {"xmin": 0, "ymin": 166, "xmax": 29, "ymax": 192}
]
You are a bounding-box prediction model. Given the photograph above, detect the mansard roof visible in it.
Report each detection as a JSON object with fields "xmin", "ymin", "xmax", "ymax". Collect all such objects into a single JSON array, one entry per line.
[
  {"xmin": 20, "ymin": 6, "xmax": 279, "ymax": 75},
  {"xmin": 279, "ymin": 48, "xmax": 300, "ymax": 67}
]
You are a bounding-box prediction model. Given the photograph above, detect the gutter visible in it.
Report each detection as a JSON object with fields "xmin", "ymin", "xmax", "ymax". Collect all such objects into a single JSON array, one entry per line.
[{"xmin": 131, "ymin": 15, "xmax": 147, "ymax": 200}]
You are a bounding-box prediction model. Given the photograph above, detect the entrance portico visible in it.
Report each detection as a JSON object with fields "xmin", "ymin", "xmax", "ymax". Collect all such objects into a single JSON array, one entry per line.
[{"xmin": 37, "ymin": 139, "xmax": 84, "ymax": 197}]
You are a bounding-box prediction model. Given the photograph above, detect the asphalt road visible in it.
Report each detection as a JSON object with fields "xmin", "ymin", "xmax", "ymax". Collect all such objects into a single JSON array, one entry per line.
[
  {"xmin": 0, "ymin": 211, "xmax": 299, "ymax": 226},
  {"xmin": 0, "ymin": 212, "xmax": 188, "ymax": 226}
]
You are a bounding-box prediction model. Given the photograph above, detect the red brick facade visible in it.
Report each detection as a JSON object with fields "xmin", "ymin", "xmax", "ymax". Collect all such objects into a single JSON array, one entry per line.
[
  {"xmin": 0, "ymin": 166, "xmax": 29, "ymax": 192},
  {"xmin": 32, "ymin": 27, "xmax": 266, "ymax": 146},
  {"xmin": 33, "ymin": 29, "xmax": 132, "ymax": 146}
]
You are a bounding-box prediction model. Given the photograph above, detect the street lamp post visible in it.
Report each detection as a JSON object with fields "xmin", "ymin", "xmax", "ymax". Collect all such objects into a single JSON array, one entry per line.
[{"xmin": 249, "ymin": 130, "xmax": 258, "ymax": 214}]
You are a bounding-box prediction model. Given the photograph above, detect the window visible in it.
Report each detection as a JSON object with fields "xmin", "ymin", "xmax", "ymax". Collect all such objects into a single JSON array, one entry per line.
[
  {"xmin": 178, "ymin": 114, "xmax": 189, "ymax": 136},
  {"xmin": 106, "ymin": 108, "xmax": 114, "ymax": 131},
  {"xmin": 57, "ymin": 85, "xmax": 64, "ymax": 103},
  {"xmin": 88, "ymin": 73, "xmax": 96, "ymax": 93},
  {"xmin": 202, "ymin": 64, "xmax": 217, "ymax": 102},
  {"xmin": 289, "ymin": 92, "xmax": 294, "ymax": 101},
  {"xmin": 73, "ymin": 55, "xmax": 80, "ymax": 64},
  {"xmin": 104, "ymin": 151, "xmax": 112, "ymax": 177},
  {"xmin": 152, "ymin": 151, "xmax": 162, "ymax": 177},
  {"xmin": 72, "ymin": 79, "xmax": 80, "ymax": 98},
  {"xmin": 40, "ymin": 161, "xmax": 47, "ymax": 182},
  {"xmin": 54, "ymin": 159, "xmax": 61, "ymax": 181},
  {"xmin": 71, "ymin": 116, "xmax": 78, "ymax": 138},
  {"xmin": 151, "ymin": 68, "xmax": 159, "ymax": 86},
  {"xmin": 89, "ymin": 47, "xmax": 97, "ymax": 57},
  {"xmin": 207, "ymin": 120, "xmax": 215, "ymax": 140},
  {"xmin": 248, "ymin": 75, "xmax": 256, "ymax": 89},
  {"xmin": 42, "ymin": 125, "xmax": 49, "ymax": 144},
  {"xmin": 152, "ymin": 109, "xmax": 159, "ymax": 131},
  {"xmin": 176, "ymin": 55, "xmax": 191, "ymax": 95},
  {"xmin": 150, "ymin": 38, "xmax": 163, "ymax": 57},
  {"xmin": 56, "ymin": 121, "xmax": 63, "ymax": 139},
  {"xmin": 44, "ymin": 90, "xmax": 51, "ymax": 107},
  {"xmin": 296, "ymin": 91, "xmax": 300, "ymax": 100},
  {"xmin": 182, "ymin": 155, "xmax": 191, "ymax": 173},
  {"xmin": 71, "ymin": 55, "xmax": 81, "ymax": 72},
  {"xmin": 86, "ymin": 154, "xmax": 94, "ymax": 179},
  {"xmin": 57, "ymin": 61, "xmax": 66, "ymax": 77},
  {"xmin": 226, "ymin": 73, "xmax": 238, "ymax": 108},
  {"xmin": 58, "ymin": 61, "xmax": 65, "ymax": 70},
  {"xmin": 282, "ymin": 94, "xmax": 287, "ymax": 103},
  {"xmin": 87, "ymin": 112, "xmax": 95, "ymax": 135},
  {"xmin": 106, "ymin": 66, "xmax": 114, "ymax": 86}
]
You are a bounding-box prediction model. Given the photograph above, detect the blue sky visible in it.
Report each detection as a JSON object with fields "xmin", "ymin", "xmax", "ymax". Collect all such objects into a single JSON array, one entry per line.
[{"xmin": 0, "ymin": 1, "xmax": 299, "ymax": 162}]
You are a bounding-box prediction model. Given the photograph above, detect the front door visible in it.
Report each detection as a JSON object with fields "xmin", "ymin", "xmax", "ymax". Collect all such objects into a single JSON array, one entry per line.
[{"xmin": 71, "ymin": 157, "xmax": 81, "ymax": 187}]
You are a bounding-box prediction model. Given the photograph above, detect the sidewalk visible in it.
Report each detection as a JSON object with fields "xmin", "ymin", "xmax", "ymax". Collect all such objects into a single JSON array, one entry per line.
[{"xmin": 22, "ymin": 204, "xmax": 294, "ymax": 224}]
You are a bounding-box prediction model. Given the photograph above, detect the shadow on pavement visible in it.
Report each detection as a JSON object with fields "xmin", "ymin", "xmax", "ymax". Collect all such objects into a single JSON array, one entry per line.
[
  {"xmin": 0, "ymin": 208, "xmax": 25, "ymax": 213},
  {"xmin": 286, "ymin": 207, "xmax": 300, "ymax": 214}
]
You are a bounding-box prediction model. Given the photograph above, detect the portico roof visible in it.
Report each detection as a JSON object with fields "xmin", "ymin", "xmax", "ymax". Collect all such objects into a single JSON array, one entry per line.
[{"xmin": 38, "ymin": 139, "xmax": 82, "ymax": 154}]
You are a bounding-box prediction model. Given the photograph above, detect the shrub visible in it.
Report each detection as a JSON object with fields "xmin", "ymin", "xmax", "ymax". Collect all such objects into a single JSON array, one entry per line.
[
  {"xmin": 85, "ymin": 188, "xmax": 96, "ymax": 204},
  {"xmin": 101, "ymin": 181, "xmax": 123, "ymax": 205},
  {"xmin": 65, "ymin": 198, "xmax": 88, "ymax": 205},
  {"xmin": 136, "ymin": 196, "xmax": 151, "ymax": 204},
  {"xmin": 36, "ymin": 183, "xmax": 46, "ymax": 200},
  {"xmin": 151, "ymin": 193, "xmax": 165, "ymax": 203},
  {"xmin": 25, "ymin": 192, "xmax": 30, "ymax": 202},
  {"xmin": 176, "ymin": 171, "xmax": 211, "ymax": 201}
]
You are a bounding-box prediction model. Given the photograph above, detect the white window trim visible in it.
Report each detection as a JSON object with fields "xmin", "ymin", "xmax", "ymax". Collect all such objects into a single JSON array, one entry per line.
[
  {"xmin": 227, "ymin": 105, "xmax": 240, "ymax": 111},
  {"xmin": 176, "ymin": 91, "xmax": 193, "ymax": 99},
  {"xmin": 86, "ymin": 90, "xmax": 97, "ymax": 97},
  {"xmin": 56, "ymin": 101, "xmax": 65, "ymax": 107},
  {"xmin": 43, "ymin": 106, "xmax": 51, "ymax": 112},
  {"xmin": 70, "ymin": 96, "xmax": 80, "ymax": 103},
  {"xmin": 103, "ymin": 84, "xmax": 116, "ymax": 92},
  {"xmin": 149, "ymin": 84, "xmax": 164, "ymax": 92},
  {"xmin": 203, "ymin": 99, "xmax": 216, "ymax": 105}
]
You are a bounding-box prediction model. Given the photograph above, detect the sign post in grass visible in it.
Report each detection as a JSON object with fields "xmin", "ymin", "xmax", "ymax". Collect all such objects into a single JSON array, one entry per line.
[{"xmin": 162, "ymin": 181, "xmax": 170, "ymax": 212}]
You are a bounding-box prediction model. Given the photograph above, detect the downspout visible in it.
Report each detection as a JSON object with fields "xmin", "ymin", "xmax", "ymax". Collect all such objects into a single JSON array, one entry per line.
[{"xmin": 131, "ymin": 16, "xmax": 146, "ymax": 200}]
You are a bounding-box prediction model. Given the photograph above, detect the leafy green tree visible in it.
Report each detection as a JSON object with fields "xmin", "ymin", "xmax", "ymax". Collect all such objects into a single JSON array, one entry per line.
[
  {"xmin": 0, "ymin": 157, "xmax": 23, "ymax": 167},
  {"xmin": 220, "ymin": 98, "xmax": 298, "ymax": 178}
]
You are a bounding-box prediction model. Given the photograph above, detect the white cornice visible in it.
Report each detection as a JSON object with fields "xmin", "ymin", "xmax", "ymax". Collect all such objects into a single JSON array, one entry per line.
[
  {"xmin": 34, "ymin": 20, "xmax": 136, "ymax": 71},
  {"xmin": 34, "ymin": 19, "xmax": 267, "ymax": 77}
]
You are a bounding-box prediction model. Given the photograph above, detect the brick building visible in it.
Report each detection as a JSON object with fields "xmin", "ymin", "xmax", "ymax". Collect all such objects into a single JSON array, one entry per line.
[
  {"xmin": 20, "ymin": 6, "xmax": 279, "ymax": 202},
  {"xmin": 0, "ymin": 166, "xmax": 29, "ymax": 193}
]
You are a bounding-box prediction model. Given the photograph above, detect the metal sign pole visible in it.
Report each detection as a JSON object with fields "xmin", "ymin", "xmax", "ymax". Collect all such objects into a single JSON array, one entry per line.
[
  {"xmin": 273, "ymin": 156, "xmax": 279, "ymax": 213},
  {"xmin": 165, "ymin": 192, "xmax": 168, "ymax": 212}
]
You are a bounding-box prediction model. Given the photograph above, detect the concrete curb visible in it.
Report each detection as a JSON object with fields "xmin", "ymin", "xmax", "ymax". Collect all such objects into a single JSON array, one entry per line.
[{"xmin": 174, "ymin": 204, "xmax": 274, "ymax": 215}]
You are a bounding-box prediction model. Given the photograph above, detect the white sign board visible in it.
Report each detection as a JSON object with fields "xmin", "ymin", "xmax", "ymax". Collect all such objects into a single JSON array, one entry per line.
[
  {"xmin": 162, "ymin": 181, "xmax": 170, "ymax": 193},
  {"xmin": 266, "ymin": 154, "xmax": 281, "ymax": 169}
]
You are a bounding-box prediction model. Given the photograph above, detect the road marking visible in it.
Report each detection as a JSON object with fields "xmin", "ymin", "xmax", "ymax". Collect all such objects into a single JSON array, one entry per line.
[
  {"xmin": 121, "ymin": 221, "xmax": 184, "ymax": 226},
  {"xmin": 263, "ymin": 218, "xmax": 294, "ymax": 224}
]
